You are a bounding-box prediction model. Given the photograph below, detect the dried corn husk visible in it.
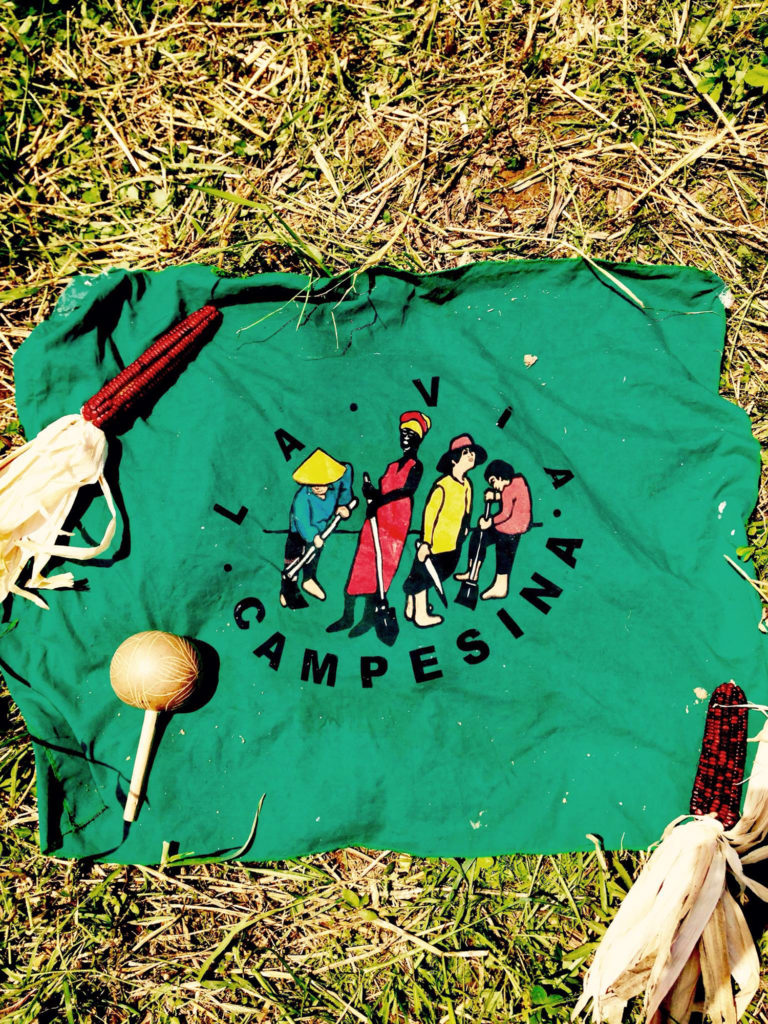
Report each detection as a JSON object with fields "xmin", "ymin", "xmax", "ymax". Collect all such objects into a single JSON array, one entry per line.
[
  {"xmin": 576, "ymin": 721, "xmax": 768, "ymax": 1024},
  {"xmin": 0, "ymin": 305, "xmax": 221, "ymax": 611},
  {"xmin": 0, "ymin": 414, "xmax": 116, "ymax": 609}
]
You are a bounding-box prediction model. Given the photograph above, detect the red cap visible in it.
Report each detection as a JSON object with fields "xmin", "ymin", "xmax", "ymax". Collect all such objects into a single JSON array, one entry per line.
[{"xmin": 449, "ymin": 434, "xmax": 474, "ymax": 451}]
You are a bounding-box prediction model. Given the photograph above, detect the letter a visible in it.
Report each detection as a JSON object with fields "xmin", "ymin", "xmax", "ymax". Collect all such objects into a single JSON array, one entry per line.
[
  {"xmin": 275, "ymin": 428, "xmax": 306, "ymax": 462},
  {"xmin": 543, "ymin": 467, "xmax": 574, "ymax": 490},
  {"xmin": 546, "ymin": 537, "xmax": 583, "ymax": 569},
  {"xmin": 254, "ymin": 632, "xmax": 286, "ymax": 671}
]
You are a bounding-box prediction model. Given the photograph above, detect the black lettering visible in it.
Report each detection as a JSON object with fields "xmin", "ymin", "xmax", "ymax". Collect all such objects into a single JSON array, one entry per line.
[
  {"xmin": 456, "ymin": 629, "xmax": 490, "ymax": 665},
  {"xmin": 410, "ymin": 645, "xmax": 443, "ymax": 683},
  {"xmin": 301, "ymin": 648, "xmax": 338, "ymax": 687},
  {"xmin": 234, "ymin": 597, "xmax": 266, "ymax": 630},
  {"xmin": 254, "ymin": 631, "xmax": 286, "ymax": 671},
  {"xmin": 546, "ymin": 537, "xmax": 583, "ymax": 569},
  {"xmin": 412, "ymin": 376, "xmax": 440, "ymax": 407},
  {"xmin": 275, "ymin": 428, "xmax": 306, "ymax": 461},
  {"xmin": 496, "ymin": 406, "xmax": 513, "ymax": 430},
  {"xmin": 360, "ymin": 655, "xmax": 388, "ymax": 689},
  {"xmin": 520, "ymin": 573, "xmax": 562, "ymax": 614},
  {"xmin": 213, "ymin": 503, "xmax": 248, "ymax": 525},
  {"xmin": 497, "ymin": 608, "xmax": 524, "ymax": 638},
  {"xmin": 543, "ymin": 467, "xmax": 574, "ymax": 490}
]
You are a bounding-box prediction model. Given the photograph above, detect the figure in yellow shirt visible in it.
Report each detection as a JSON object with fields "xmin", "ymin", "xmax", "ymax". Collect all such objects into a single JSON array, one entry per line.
[{"xmin": 403, "ymin": 433, "xmax": 487, "ymax": 628}]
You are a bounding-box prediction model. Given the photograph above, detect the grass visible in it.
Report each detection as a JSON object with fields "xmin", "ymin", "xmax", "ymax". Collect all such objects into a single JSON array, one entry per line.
[{"xmin": 1, "ymin": 0, "xmax": 768, "ymax": 1020}]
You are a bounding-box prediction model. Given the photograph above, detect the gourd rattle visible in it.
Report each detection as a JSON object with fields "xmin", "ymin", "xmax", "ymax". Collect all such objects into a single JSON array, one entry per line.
[{"xmin": 110, "ymin": 630, "xmax": 200, "ymax": 822}]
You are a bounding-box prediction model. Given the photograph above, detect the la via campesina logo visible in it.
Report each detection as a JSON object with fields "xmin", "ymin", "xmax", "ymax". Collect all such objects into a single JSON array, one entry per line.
[
  {"xmin": 220, "ymin": 382, "xmax": 582, "ymax": 688},
  {"xmin": 280, "ymin": 415, "xmax": 539, "ymax": 646}
]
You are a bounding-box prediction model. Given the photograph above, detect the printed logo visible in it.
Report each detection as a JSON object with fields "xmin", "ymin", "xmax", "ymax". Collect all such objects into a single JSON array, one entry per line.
[{"xmin": 217, "ymin": 376, "xmax": 582, "ymax": 688}]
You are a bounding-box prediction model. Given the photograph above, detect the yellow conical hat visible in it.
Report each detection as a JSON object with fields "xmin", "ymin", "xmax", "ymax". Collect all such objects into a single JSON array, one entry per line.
[{"xmin": 292, "ymin": 448, "xmax": 346, "ymax": 485}]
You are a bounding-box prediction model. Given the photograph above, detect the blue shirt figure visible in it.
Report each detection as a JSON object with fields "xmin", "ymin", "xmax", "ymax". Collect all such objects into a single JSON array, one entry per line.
[
  {"xmin": 290, "ymin": 464, "xmax": 353, "ymax": 543},
  {"xmin": 281, "ymin": 448, "xmax": 355, "ymax": 610}
]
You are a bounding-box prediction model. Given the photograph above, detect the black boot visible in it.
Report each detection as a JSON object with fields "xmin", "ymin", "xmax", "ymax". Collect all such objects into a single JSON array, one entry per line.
[
  {"xmin": 281, "ymin": 577, "xmax": 308, "ymax": 609},
  {"xmin": 349, "ymin": 596, "xmax": 376, "ymax": 638},
  {"xmin": 326, "ymin": 592, "xmax": 356, "ymax": 632}
]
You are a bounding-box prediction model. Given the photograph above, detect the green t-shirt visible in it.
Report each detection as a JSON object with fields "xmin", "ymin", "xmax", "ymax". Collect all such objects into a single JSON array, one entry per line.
[{"xmin": 3, "ymin": 258, "xmax": 764, "ymax": 864}]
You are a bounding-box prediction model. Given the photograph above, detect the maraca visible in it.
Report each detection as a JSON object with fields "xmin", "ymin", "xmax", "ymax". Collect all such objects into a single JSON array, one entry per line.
[{"xmin": 110, "ymin": 630, "xmax": 200, "ymax": 821}]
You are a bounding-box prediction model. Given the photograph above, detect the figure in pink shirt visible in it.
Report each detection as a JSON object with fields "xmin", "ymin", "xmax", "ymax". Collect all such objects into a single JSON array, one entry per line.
[{"xmin": 455, "ymin": 458, "xmax": 532, "ymax": 600}]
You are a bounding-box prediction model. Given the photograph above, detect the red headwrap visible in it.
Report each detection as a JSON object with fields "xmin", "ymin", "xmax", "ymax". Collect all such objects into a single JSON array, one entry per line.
[{"xmin": 399, "ymin": 410, "xmax": 431, "ymax": 437}]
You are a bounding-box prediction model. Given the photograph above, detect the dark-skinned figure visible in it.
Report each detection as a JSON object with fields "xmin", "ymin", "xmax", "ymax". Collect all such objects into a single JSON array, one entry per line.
[{"xmin": 327, "ymin": 411, "xmax": 431, "ymax": 637}]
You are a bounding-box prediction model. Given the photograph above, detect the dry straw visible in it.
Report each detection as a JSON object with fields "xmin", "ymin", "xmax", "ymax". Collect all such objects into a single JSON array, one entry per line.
[{"xmin": 1, "ymin": 1, "xmax": 768, "ymax": 1021}]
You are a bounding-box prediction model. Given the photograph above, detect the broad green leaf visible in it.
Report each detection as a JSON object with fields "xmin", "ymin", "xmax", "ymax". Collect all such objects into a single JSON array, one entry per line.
[
  {"xmin": 689, "ymin": 17, "xmax": 713, "ymax": 44},
  {"xmin": 341, "ymin": 887, "xmax": 361, "ymax": 907},
  {"xmin": 530, "ymin": 985, "xmax": 549, "ymax": 1004},
  {"xmin": 745, "ymin": 64, "xmax": 768, "ymax": 90}
]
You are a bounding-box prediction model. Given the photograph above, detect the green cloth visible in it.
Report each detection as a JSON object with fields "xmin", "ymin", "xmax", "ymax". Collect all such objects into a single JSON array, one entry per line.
[{"xmin": 3, "ymin": 259, "xmax": 765, "ymax": 864}]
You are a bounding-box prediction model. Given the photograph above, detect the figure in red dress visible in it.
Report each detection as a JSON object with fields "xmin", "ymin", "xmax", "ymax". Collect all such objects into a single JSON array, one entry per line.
[{"xmin": 327, "ymin": 411, "xmax": 431, "ymax": 637}]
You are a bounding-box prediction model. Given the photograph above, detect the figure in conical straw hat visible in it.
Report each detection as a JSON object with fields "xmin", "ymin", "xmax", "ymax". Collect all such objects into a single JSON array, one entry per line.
[{"xmin": 281, "ymin": 448, "xmax": 354, "ymax": 609}]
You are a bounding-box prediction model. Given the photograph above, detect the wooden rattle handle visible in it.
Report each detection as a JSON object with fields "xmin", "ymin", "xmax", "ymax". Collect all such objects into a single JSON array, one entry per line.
[{"xmin": 123, "ymin": 709, "xmax": 158, "ymax": 822}]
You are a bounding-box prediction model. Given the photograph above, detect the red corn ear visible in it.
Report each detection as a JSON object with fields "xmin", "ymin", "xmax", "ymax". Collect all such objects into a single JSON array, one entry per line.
[
  {"xmin": 0, "ymin": 304, "xmax": 221, "ymax": 607},
  {"xmin": 689, "ymin": 681, "xmax": 748, "ymax": 828},
  {"xmin": 579, "ymin": 683, "xmax": 761, "ymax": 1024},
  {"xmin": 82, "ymin": 304, "xmax": 221, "ymax": 428}
]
